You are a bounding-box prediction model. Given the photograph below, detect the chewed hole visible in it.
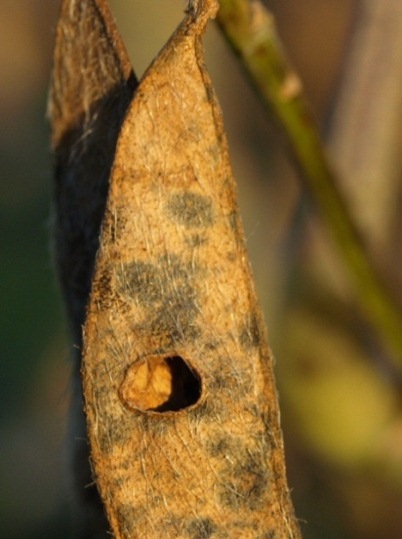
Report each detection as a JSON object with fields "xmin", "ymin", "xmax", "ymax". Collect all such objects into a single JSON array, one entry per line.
[{"xmin": 119, "ymin": 355, "xmax": 202, "ymax": 413}]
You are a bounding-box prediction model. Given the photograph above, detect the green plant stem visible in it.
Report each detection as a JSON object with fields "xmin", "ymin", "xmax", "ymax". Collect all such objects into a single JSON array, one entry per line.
[{"xmin": 216, "ymin": 0, "xmax": 402, "ymax": 366}]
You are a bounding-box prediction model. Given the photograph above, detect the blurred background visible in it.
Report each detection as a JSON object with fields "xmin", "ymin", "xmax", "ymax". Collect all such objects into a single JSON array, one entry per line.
[{"xmin": 2, "ymin": 0, "xmax": 402, "ymax": 537}]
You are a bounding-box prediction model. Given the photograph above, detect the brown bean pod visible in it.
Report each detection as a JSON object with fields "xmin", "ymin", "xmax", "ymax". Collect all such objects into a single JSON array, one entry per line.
[{"xmin": 82, "ymin": 0, "xmax": 300, "ymax": 537}]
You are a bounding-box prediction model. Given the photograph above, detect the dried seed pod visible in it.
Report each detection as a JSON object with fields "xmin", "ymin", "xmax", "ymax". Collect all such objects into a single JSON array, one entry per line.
[
  {"xmin": 83, "ymin": 0, "xmax": 300, "ymax": 537},
  {"xmin": 49, "ymin": 0, "xmax": 136, "ymax": 335},
  {"xmin": 48, "ymin": 0, "xmax": 137, "ymax": 535}
]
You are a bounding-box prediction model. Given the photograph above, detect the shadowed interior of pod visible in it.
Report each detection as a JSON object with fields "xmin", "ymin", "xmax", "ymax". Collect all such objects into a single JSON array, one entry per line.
[{"xmin": 119, "ymin": 354, "xmax": 202, "ymax": 412}]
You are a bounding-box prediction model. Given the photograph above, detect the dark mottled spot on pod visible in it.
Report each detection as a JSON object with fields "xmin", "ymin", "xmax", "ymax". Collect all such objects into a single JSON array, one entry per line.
[
  {"xmin": 207, "ymin": 436, "xmax": 232, "ymax": 458},
  {"xmin": 118, "ymin": 256, "xmax": 203, "ymax": 345},
  {"xmin": 117, "ymin": 260, "xmax": 162, "ymax": 304},
  {"xmin": 239, "ymin": 312, "xmax": 261, "ymax": 349},
  {"xmin": 186, "ymin": 233, "xmax": 208, "ymax": 248},
  {"xmin": 187, "ymin": 517, "xmax": 217, "ymax": 539},
  {"xmin": 152, "ymin": 303, "xmax": 201, "ymax": 344},
  {"xmin": 167, "ymin": 191, "xmax": 214, "ymax": 228},
  {"xmin": 97, "ymin": 417, "xmax": 132, "ymax": 453},
  {"xmin": 116, "ymin": 504, "xmax": 145, "ymax": 535},
  {"xmin": 228, "ymin": 210, "xmax": 240, "ymax": 234},
  {"xmin": 219, "ymin": 449, "xmax": 269, "ymax": 510},
  {"xmin": 93, "ymin": 267, "xmax": 116, "ymax": 310},
  {"xmin": 258, "ymin": 531, "xmax": 277, "ymax": 539}
]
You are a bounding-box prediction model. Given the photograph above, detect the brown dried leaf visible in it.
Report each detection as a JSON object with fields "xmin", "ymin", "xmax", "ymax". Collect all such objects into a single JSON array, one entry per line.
[
  {"xmin": 83, "ymin": 0, "xmax": 300, "ymax": 536},
  {"xmin": 48, "ymin": 0, "xmax": 137, "ymax": 535}
]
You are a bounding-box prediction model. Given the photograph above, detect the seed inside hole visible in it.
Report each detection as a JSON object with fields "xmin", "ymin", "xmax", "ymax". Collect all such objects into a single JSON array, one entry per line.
[{"xmin": 120, "ymin": 355, "xmax": 202, "ymax": 413}]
